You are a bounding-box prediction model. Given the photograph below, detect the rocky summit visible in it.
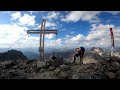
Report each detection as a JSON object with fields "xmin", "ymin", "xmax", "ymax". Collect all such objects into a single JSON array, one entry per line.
[{"xmin": 0, "ymin": 56, "xmax": 120, "ymax": 79}]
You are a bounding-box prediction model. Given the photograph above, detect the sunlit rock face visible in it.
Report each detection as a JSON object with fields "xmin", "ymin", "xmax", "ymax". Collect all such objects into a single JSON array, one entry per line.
[
  {"xmin": 114, "ymin": 52, "xmax": 120, "ymax": 58},
  {"xmin": 90, "ymin": 47, "xmax": 105, "ymax": 60},
  {"xmin": 90, "ymin": 47, "xmax": 104, "ymax": 56},
  {"xmin": 89, "ymin": 47, "xmax": 120, "ymax": 61}
]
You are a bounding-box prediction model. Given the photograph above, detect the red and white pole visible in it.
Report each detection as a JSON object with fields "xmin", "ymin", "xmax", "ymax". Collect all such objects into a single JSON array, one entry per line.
[{"xmin": 109, "ymin": 28, "xmax": 114, "ymax": 57}]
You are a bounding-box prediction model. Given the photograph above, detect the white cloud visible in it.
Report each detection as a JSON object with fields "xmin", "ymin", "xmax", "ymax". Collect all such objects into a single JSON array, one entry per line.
[
  {"xmin": 11, "ymin": 12, "xmax": 21, "ymax": 20},
  {"xmin": 45, "ymin": 34, "xmax": 56, "ymax": 39},
  {"xmin": 87, "ymin": 24, "xmax": 114, "ymax": 41},
  {"xmin": 104, "ymin": 11, "xmax": 120, "ymax": 15},
  {"xmin": 26, "ymin": 35, "xmax": 39, "ymax": 48},
  {"xmin": 61, "ymin": 11, "xmax": 120, "ymax": 23},
  {"xmin": 43, "ymin": 11, "xmax": 60, "ymax": 20},
  {"xmin": 56, "ymin": 38, "xmax": 62, "ymax": 44},
  {"xmin": 66, "ymin": 35, "xmax": 70, "ymax": 38},
  {"xmin": 0, "ymin": 23, "xmax": 39, "ymax": 51},
  {"xmin": 37, "ymin": 21, "xmax": 57, "ymax": 29},
  {"xmin": 71, "ymin": 34, "xmax": 85, "ymax": 42},
  {"xmin": 63, "ymin": 34, "xmax": 86, "ymax": 49},
  {"xmin": 62, "ymin": 23, "xmax": 120, "ymax": 49},
  {"xmin": 0, "ymin": 24, "xmax": 28, "ymax": 48},
  {"xmin": 85, "ymin": 24, "xmax": 120, "ymax": 47},
  {"xmin": 28, "ymin": 11, "xmax": 34, "ymax": 14},
  {"xmin": 2, "ymin": 11, "xmax": 11, "ymax": 14},
  {"xmin": 91, "ymin": 24, "xmax": 115, "ymax": 31},
  {"xmin": 18, "ymin": 14, "xmax": 36, "ymax": 26},
  {"xmin": 44, "ymin": 38, "xmax": 62, "ymax": 48},
  {"xmin": 28, "ymin": 11, "xmax": 39, "ymax": 14},
  {"xmin": 61, "ymin": 11, "xmax": 101, "ymax": 23},
  {"xmin": 70, "ymin": 31, "xmax": 74, "ymax": 34},
  {"xmin": 46, "ymin": 21, "xmax": 57, "ymax": 27},
  {"xmin": 10, "ymin": 12, "xmax": 36, "ymax": 26}
]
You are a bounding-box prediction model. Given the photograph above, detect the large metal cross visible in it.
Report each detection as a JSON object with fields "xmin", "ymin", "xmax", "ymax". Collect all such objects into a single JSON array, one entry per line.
[{"xmin": 27, "ymin": 20, "xmax": 57, "ymax": 61}]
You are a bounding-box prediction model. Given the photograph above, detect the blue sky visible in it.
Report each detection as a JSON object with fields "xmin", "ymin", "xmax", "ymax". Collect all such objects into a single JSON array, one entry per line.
[{"xmin": 0, "ymin": 11, "xmax": 120, "ymax": 53}]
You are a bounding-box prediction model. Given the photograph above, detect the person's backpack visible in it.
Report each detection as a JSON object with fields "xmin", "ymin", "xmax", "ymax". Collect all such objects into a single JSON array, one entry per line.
[{"xmin": 80, "ymin": 47, "xmax": 85, "ymax": 52}]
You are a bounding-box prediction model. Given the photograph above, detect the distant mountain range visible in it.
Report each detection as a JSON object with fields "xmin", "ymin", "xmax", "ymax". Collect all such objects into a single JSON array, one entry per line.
[
  {"xmin": 0, "ymin": 46, "xmax": 120, "ymax": 60},
  {"xmin": 22, "ymin": 51, "xmax": 39, "ymax": 60},
  {"xmin": 0, "ymin": 50, "xmax": 28, "ymax": 61}
]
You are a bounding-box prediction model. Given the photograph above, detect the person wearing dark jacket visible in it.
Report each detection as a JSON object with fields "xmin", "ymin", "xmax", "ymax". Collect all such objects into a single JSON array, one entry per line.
[{"xmin": 73, "ymin": 47, "xmax": 85, "ymax": 64}]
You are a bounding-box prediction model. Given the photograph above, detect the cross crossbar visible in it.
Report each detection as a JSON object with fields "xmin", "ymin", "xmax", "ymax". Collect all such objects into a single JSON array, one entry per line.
[{"xmin": 27, "ymin": 30, "xmax": 57, "ymax": 34}]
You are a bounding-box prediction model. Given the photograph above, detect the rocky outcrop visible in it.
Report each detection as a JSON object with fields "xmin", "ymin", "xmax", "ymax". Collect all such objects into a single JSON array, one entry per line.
[
  {"xmin": 0, "ymin": 50, "xmax": 28, "ymax": 61},
  {"xmin": 90, "ymin": 47, "xmax": 104, "ymax": 56},
  {"xmin": 0, "ymin": 59, "xmax": 37, "ymax": 79}
]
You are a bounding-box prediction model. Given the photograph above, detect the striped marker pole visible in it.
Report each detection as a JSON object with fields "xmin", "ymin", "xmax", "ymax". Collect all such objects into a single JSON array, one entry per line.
[{"xmin": 109, "ymin": 28, "xmax": 114, "ymax": 57}]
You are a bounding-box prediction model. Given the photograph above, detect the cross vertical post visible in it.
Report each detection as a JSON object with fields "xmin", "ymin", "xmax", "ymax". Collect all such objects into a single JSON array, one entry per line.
[{"xmin": 40, "ymin": 20, "xmax": 46, "ymax": 61}]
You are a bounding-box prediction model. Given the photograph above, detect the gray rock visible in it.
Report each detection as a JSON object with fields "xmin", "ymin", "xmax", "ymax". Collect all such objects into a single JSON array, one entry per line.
[
  {"xmin": 54, "ymin": 68, "xmax": 61, "ymax": 73},
  {"xmin": 59, "ymin": 71, "xmax": 68, "ymax": 79},
  {"xmin": 59, "ymin": 64, "xmax": 70, "ymax": 71},
  {"xmin": 116, "ymin": 70, "xmax": 120, "ymax": 76},
  {"xmin": 105, "ymin": 72, "xmax": 116, "ymax": 79},
  {"xmin": 4, "ymin": 61, "xmax": 16, "ymax": 69},
  {"xmin": 13, "ymin": 66, "xmax": 18, "ymax": 69},
  {"xmin": 111, "ymin": 61, "xmax": 120, "ymax": 68},
  {"xmin": 19, "ymin": 65, "xmax": 26, "ymax": 70},
  {"xmin": 115, "ymin": 70, "xmax": 120, "ymax": 79},
  {"xmin": 54, "ymin": 68, "xmax": 61, "ymax": 76},
  {"xmin": 49, "ymin": 66, "xmax": 56, "ymax": 71},
  {"xmin": 39, "ymin": 68, "xmax": 46, "ymax": 73},
  {"xmin": 9, "ymin": 70, "xmax": 19, "ymax": 77},
  {"xmin": 47, "ymin": 59, "xmax": 64, "ymax": 67},
  {"xmin": 17, "ymin": 70, "xmax": 25, "ymax": 74},
  {"xmin": 25, "ymin": 67, "xmax": 31, "ymax": 73},
  {"xmin": 72, "ymin": 75, "xmax": 80, "ymax": 79},
  {"xmin": 108, "ymin": 66, "xmax": 120, "ymax": 72},
  {"xmin": 37, "ymin": 61, "xmax": 46, "ymax": 68}
]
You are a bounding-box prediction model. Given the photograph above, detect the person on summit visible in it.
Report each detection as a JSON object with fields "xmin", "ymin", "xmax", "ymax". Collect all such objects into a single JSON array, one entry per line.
[{"xmin": 73, "ymin": 47, "xmax": 85, "ymax": 64}]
